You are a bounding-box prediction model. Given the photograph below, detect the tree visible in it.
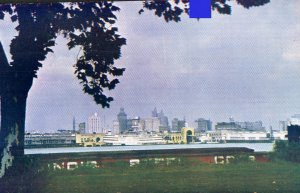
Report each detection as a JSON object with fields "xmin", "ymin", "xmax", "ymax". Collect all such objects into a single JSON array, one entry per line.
[
  {"xmin": 271, "ymin": 140, "xmax": 300, "ymax": 162},
  {"xmin": 0, "ymin": 2, "xmax": 126, "ymax": 180},
  {"xmin": 0, "ymin": 0, "xmax": 270, "ymax": 187}
]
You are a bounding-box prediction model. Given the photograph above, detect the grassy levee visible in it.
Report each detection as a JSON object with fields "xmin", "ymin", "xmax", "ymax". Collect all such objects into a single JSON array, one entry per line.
[{"xmin": 43, "ymin": 159, "xmax": 300, "ymax": 193}]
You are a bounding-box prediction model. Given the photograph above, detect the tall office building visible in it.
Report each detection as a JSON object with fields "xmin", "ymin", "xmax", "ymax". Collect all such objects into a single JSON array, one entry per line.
[
  {"xmin": 88, "ymin": 113, "xmax": 101, "ymax": 133},
  {"xmin": 195, "ymin": 118, "xmax": 212, "ymax": 133},
  {"xmin": 118, "ymin": 108, "xmax": 127, "ymax": 133},
  {"xmin": 112, "ymin": 120, "xmax": 120, "ymax": 134},
  {"xmin": 73, "ymin": 117, "xmax": 76, "ymax": 133},
  {"xmin": 152, "ymin": 107, "xmax": 158, "ymax": 117},
  {"xmin": 158, "ymin": 110, "xmax": 169, "ymax": 128},
  {"xmin": 172, "ymin": 118, "xmax": 185, "ymax": 132},
  {"xmin": 144, "ymin": 117, "xmax": 160, "ymax": 133},
  {"xmin": 279, "ymin": 121, "xmax": 288, "ymax": 131},
  {"xmin": 78, "ymin": 122, "xmax": 86, "ymax": 134}
]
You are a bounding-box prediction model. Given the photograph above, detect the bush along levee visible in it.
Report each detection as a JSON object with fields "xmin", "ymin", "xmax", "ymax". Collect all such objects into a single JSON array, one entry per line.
[{"xmin": 271, "ymin": 140, "xmax": 300, "ymax": 162}]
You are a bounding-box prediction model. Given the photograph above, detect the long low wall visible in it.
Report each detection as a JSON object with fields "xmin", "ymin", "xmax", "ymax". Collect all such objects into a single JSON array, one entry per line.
[{"xmin": 26, "ymin": 147, "xmax": 269, "ymax": 170}]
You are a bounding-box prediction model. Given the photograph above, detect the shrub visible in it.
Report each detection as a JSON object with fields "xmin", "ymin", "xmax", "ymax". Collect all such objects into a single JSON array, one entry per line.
[{"xmin": 271, "ymin": 140, "xmax": 300, "ymax": 162}]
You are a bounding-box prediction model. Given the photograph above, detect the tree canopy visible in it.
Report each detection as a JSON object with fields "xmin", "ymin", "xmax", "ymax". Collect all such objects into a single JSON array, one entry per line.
[
  {"xmin": 139, "ymin": 0, "xmax": 270, "ymax": 22},
  {"xmin": 0, "ymin": 2, "xmax": 126, "ymax": 108}
]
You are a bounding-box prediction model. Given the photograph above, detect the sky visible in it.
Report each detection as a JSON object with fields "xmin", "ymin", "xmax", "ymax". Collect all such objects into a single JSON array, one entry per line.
[{"xmin": 1, "ymin": 0, "xmax": 300, "ymax": 132}]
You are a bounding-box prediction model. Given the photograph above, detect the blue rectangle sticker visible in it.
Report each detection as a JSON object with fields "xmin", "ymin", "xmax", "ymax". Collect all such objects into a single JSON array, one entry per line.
[{"xmin": 190, "ymin": 0, "xmax": 212, "ymax": 18}]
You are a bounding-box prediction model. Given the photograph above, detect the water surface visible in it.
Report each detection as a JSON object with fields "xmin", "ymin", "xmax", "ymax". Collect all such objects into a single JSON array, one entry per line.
[{"xmin": 25, "ymin": 143, "xmax": 274, "ymax": 155}]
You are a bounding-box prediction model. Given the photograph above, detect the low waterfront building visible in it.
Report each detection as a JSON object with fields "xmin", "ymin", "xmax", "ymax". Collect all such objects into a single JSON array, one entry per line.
[
  {"xmin": 75, "ymin": 133, "xmax": 105, "ymax": 147},
  {"xmin": 205, "ymin": 131, "xmax": 223, "ymax": 143},
  {"xmin": 164, "ymin": 133, "xmax": 183, "ymax": 144},
  {"xmin": 25, "ymin": 132, "xmax": 76, "ymax": 148},
  {"xmin": 215, "ymin": 122, "xmax": 242, "ymax": 131},
  {"xmin": 164, "ymin": 127, "xmax": 195, "ymax": 144},
  {"xmin": 272, "ymin": 131, "xmax": 287, "ymax": 140},
  {"xmin": 216, "ymin": 120, "xmax": 265, "ymax": 132},
  {"xmin": 205, "ymin": 130, "xmax": 279, "ymax": 143},
  {"xmin": 103, "ymin": 133, "xmax": 165, "ymax": 146},
  {"xmin": 235, "ymin": 121, "xmax": 265, "ymax": 132}
]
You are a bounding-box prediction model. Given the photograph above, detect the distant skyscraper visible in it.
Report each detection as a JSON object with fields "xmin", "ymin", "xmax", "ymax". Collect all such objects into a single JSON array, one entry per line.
[
  {"xmin": 152, "ymin": 107, "xmax": 158, "ymax": 117},
  {"xmin": 112, "ymin": 120, "xmax": 120, "ymax": 134},
  {"xmin": 129, "ymin": 117, "xmax": 144, "ymax": 132},
  {"xmin": 158, "ymin": 110, "xmax": 169, "ymax": 128},
  {"xmin": 172, "ymin": 118, "xmax": 185, "ymax": 132},
  {"xmin": 78, "ymin": 122, "xmax": 86, "ymax": 134},
  {"xmin": 88, "ymin": 113, "xmax": 101, "ymax": 133},
  {"xmin": 118, "ymin": 108, "xmax": 127, "ymax": 133},
  {"xmin": 279, "ymin": 121, "xmax": 287, "ymax": 131},
  {"xmin": 144, "ymin": 117, "xmax": 160, "ymax": 133},
  {"xmin": 195, "ymin": 118, "xmax": 212, "ymax": 133},
  {"xmin": 73, "ymin": 117, "xmax": 76, "ymax": 133},
  {"xmin": 157, "ymin": 110, "xmax": 169, "ymax": 132},
  {"xmin": 124, "ymin": 117, "xmax": 146, "ymax": 133}
]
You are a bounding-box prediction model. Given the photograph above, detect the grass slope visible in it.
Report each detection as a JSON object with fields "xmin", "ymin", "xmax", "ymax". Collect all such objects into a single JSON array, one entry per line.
[{"xmin": 44, "ymin": 160, "xmax": 300, "ymax": 193}]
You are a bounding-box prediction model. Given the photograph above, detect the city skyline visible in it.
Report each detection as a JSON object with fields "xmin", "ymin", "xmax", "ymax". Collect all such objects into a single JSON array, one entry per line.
[
  {"xmin": 28, "ymin": 107, "xmax": 288, "ymax": 133},
  {"xmin": 0, "ymin": 1, "xmax": 299, "ymax": 132}
]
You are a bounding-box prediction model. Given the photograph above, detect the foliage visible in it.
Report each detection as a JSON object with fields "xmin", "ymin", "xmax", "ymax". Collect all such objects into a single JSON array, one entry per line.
[
  {"xmin": 139, "ymin": 0, "xmax": 270, "ymax": 22},
  {"xmin": 270, "ymin": 140, "xmax": 300, "ymax": 162},
  {"xmin": 0, "ymin": 2, "xmax": 126, "ymax": 108}
]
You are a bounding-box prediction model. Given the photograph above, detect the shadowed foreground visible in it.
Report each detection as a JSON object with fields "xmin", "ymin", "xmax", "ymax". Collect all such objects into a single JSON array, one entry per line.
[{"xmin": 43, "ymin": 160, "xmax": 300, "ymax": 193}]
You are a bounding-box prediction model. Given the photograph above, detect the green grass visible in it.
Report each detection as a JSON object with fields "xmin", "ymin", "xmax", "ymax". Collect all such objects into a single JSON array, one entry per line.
[{"xmin": 42, "ymin": 160, "xmax": 300, "ymax": 193}]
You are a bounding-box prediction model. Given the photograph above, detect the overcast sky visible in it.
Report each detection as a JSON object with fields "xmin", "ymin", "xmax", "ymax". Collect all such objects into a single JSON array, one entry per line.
[{"xmin": 2, "ymin": 0, "xmax": 300, "ymax": 132}]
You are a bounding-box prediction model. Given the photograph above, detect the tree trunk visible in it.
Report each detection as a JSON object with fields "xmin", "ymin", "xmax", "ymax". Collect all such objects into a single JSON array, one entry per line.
[
  {"xmin": 0, "ymin": 41, "xmax": 33, "ymax": 181},
  {"xmin": 0, "ymin": 89, "xmax": 28, "ymax": 178},
  {"xmin": 0, "ymin": 38, "xmax": 37, "ymax": 193}
]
